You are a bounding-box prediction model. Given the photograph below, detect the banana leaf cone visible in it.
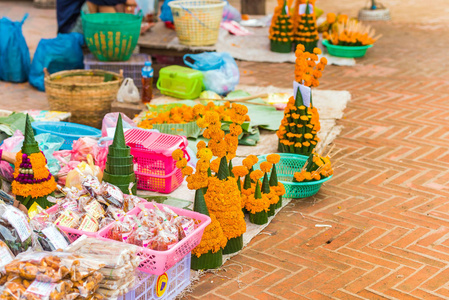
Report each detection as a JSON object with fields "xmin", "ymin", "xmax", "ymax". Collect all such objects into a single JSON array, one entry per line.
[
  {"xmin": 276, "ymin": 195, "xmax": 283, "ymax": 209},
  {"xmin": 262, "ymin": 173, "xmax": 275, "ymax": 217},
  {"xmin": 268, "ymin": 203, "xmax": 276, "ymax": 217},
  {"xmin": 249, "ymin": 180, "xmax": 268, "ymax": 225},
  {"xmin": 217, "ymin": 156, "xmax": 229, "ymax": 180},
  {"xmin": 250, "ymin": 210, "xmax": 268, "ymax": 225},
  {"xmin": 191, "ymin": 249, "xmax": 223, "ymax": 270},
  {"xmin": 223, "ymin": 235, "xmax": 243, "ymax": 255},
  {"xmin": 228, "ymin": 160, "xmax": 234, "ymax": 178},
  {"xmin": 270, "ymin": 40, "xmax": 292, "ymax": 53},
  {"xmin": 22, "ymin": 114, "xmax": 40, "ymax": 155},
  {"xmin": 193, "ymin": 188, "xmax": 209, "ymax": 216}
]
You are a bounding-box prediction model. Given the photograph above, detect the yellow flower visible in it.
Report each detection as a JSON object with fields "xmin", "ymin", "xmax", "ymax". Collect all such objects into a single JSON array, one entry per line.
[
  {"xmin": 250, "ymin": 170, "xmax": 263, "ymax": 181},
  {"xmin": 232, "ymin": 166, "xmax": 249, "ymax": 178},
  {"xmin": 176, "ymin": 158, "xmax": 187, "ymax": 169},
  {"xmin": 197, "ymin": 140, "xmax": 206, "ymax": 151},
  {"xmin": 172, "ymin": 149, "xmax": 184, "ymax": 161},
  {"xmin": 198, "ymin": 148, "xmax": 213, "ymax": 161}
]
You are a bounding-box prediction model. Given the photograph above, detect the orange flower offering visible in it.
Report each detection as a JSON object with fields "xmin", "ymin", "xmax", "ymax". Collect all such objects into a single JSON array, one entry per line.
[
  {"xmin": 269, "ymin": 0, "xmax": 294, "ymax": 51},
  {"xmin": 293, "ymin": 151, "xmax": 334, "ymax": 182},
  {"xmin": 293, "ymin": 0, "xmax": 318, "ymax": 52},
  {"xmin": 138, "ymin": 101, "xmax": 250, "ymax": 129},
  {"xmin": 323, "ymin": 19, "xmax": 381, "ymax": 46}
]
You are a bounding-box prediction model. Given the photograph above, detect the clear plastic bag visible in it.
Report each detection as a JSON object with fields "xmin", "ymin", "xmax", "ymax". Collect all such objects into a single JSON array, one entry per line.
[
  {"xmin": 30, "ymin": 221, "xmax": 71, "ymax": 251},
  {"xmin": 0, "ymin": 203, "xmax": 34, "ymax": 256},
  {"xmin": 101, "ymin": 113, "xmax": 136, "ymax": 138},
  {"xmin": 183, "ymin": 52, "xmax": 240, "ymax": 95},
  {"xmin": 98, "ymin": 274, "xmax": 136, "ymax": 290}
]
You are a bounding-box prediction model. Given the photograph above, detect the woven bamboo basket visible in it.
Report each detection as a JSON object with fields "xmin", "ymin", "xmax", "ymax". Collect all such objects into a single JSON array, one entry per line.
[{"xmin": 44, "ymin": 69, "xmax": 123, "ymax": 128}]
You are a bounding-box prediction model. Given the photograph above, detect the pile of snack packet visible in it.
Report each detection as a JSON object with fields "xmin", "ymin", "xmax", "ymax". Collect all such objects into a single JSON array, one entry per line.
[
  {"xmin": 107, "ymin": 204, "xmax": 195, "ymax": 251},
  {"xmin": 40, "ymin": 176, "xmax": 142, "ymax": 234},
  {"xmin": 0, "ymin": 248, "xmax": 105, "ymax": 299},
  {"xmin": 66, "ymin": 237, "xmax": 140, "ymax": 298},
  {"xmin": 0, "ymin": 238, "xmax": 141, "ymax": 299}
]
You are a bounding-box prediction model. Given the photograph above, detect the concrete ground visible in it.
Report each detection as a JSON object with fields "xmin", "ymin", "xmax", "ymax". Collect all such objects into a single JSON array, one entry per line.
[{"xmin": 2, "ymin": 1, "xmax": 449, "ymax": 299}]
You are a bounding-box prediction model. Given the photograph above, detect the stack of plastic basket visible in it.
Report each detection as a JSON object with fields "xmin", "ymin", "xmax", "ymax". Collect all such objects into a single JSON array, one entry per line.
[
  {"xmin": 103, "ymin": 114, "xmax": 137, "ymax": 194},
  {"xmin": 124, "ymin": 128, "xmax": 189, "ymax": 193}
]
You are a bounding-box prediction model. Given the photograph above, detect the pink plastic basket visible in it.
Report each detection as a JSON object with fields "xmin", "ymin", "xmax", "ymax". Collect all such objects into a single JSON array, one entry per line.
[
  {"xmin": 125, "ymin": 129, "xmax": 190, "ymax": 193},
  {"xmin": 97, "ymin": 202, "xmax": 211, "ymax": 275},
  {"xmin": 45, "ymin": 205, "xmax": 99, "ymax": 243}
]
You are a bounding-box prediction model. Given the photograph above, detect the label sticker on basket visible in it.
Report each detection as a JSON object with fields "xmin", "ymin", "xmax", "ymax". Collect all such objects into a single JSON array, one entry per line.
[
  {"xmin": 42, "ymin": 226, "xmax": 69, "ymax": 250},
  {"xmin": 155, "ymin": 273, "xmax": 169, "ymax": 298},
  {"xmin": 26, "ymin": 281, "xmax": 56, "ymax": 297},
  {"xmin": 4, "ymin": 209, "xmax": 32, "ymax": 242}
]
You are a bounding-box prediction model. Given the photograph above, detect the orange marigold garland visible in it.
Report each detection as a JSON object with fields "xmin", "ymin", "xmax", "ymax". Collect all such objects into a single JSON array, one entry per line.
[
  {"xmin": 12, "ymin": 115, "xmax": 56, "ymax": 209},
  {"xmin": 293, "ymin": 150, "xmax": 333, "ymax": 182}
]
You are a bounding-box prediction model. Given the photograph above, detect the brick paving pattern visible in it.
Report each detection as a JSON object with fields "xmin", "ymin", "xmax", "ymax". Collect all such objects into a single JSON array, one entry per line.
[
  {"xmin": 1, "ymin": 2, "xmax": 449, "ymax": 299},
  {"xmin": 184, "ymin": 22, "xmax": 449, "ymax": 299}
]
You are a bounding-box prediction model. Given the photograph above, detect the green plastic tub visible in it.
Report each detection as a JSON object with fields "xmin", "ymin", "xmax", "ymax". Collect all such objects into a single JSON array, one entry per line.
[
  {"xmin": 322, "ymin": 39, "xmax": 373, "ymax": 58},
  {"xmin": 156, "ymin": 66, "xmax": 204, "ymax": 99},
  {"xmin": 255, "ymin": 153, "xmax": 332, "ymax": 199},
  {"xmin": 82, "ymin": 13, "xmax": 142, "ymax": 61}
]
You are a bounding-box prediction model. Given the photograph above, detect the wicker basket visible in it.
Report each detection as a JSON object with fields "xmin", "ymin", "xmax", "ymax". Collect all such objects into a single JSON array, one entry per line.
[
  {"xmin": 168, "ymin": 0, "xmax": 225, "ymax": 46},
  {"xmin": 44, "ymin": 69, "xmax": 123, "ymax": 128}
]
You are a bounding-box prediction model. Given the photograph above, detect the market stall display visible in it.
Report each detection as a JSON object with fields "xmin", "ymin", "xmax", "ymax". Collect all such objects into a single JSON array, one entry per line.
[{"xmin": 11, "ymin": 115, "xmax": 57, "ymax": 209}]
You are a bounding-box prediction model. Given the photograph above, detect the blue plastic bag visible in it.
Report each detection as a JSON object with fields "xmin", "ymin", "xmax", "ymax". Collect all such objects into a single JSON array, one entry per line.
[
  {"xmin": 29, "ymin": 33, "xmax": 84, "ymax": 91},
  {"xmin": 183, "ymin": 52, "xmax": 239, "ymax": 95},
  {"xmin": 0, "ymin": 14, "xmax": 30, "ymax": 83},
  {"xmin": 160, "ymin": 0, "xmax": 175, "ymax": 22}
]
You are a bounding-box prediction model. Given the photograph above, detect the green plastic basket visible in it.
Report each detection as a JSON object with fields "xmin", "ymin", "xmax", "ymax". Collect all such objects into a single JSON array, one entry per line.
[
  {"xmin": 322, "ymin": 39, "xmax": 373, "ymax": 58},
  {"xmin": 82, "ymin": 13, "xmax": 142, "ymax": 61},
  {"xmin": 255, "ymin": 153, "xmax": 332, "ymax": 199}
]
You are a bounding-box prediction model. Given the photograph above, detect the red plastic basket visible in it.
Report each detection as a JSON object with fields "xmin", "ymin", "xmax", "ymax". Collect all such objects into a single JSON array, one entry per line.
[
  {"xmin": 45, "ymin": 205, "xmax": 99, "ymax": 243},
  {"xmin": 97, "ymin": 202, "xmax": 211, "ymax": 275},
  {"xmin": 125, "ymin": 129, "xmax": 190, "ymax": 193}
]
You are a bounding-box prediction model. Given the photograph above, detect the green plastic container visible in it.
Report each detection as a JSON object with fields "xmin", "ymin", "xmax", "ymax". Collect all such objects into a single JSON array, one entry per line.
[
  {"xmin": 255, "ymin": 153, "xmax": 332, "ymax": 199},
  {"xmin": 82, "ymin": 13, "xmax": 142, "ymax": 61},
  {"xmin": 156, "ymin": 66, "xmax": 204, "ymax": 99},
  {"xmin": 322, "ymin": 39, "xmax": 373, "ymax": 58}
]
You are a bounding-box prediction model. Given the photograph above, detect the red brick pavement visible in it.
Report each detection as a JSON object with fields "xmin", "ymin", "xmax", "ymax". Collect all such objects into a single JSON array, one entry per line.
[{"xmin": 183, "ymin": 22, "xmax": 449, "ymax": 299}]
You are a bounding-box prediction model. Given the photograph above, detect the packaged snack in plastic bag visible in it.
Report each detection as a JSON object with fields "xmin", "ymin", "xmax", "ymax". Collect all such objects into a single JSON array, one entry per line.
[
  {"xmin": 127, "ymin": 226, "xmax": 156, "ymax": 248},
  {"xmin": 83, "ymin": 200, "xmax": 105, "ymax": 220},
  {"xmin": 82, "ymin": 176, "xmax": 103, "ymax": 198},
  {"xmin": 174, "ymin": 216, "xmax": 195, "ymax": 239},
  {"xmin": 97, "ymin": 264, "xmax": 135, "ymax": 280},
  {"xmin": 123, "ymin": 194, "xmax": 143, "ymax": 212},
  {"xmin": 109, "ymin": 221, "xmax": 134, "ymax": 242},
  {"xmin": 54, "ymin": 210, "xmax": 80, "ymax": 229},
  {"xmin": 99, "ymin": 217, "xmax": 114, "ymax": 230},
  {"xmin": 21, "ymin": 279, "xmax": 76, "ymax": 300},
  {"xmin": 0, "ymin": 240, "xmax": 16, "ymax": 269},
  {"xmin": 147, "ymin": 229, "xmax": 178, "ymax": 251},
  {"xmin": 99, "ymin": 182, "xmax": 124, "ymax": 208},
  {"xmin": 67, "ymin": 237, "xmax": 140, "ymax": 269},
  {"xmin": 5, "ymin": 253, "xmax": 71, "ymax": 283},
  {"xmin": 0, "ymin": 203, "xmax": 34, "ymax": 256},
  {"xmin": 106, "ymin": 206, "xmax": 125, "ymax": 220},
  {"xmin": 72, "ymin": 271, "xmax": 103, "ymax": 298},
  {"xmin": 99, "ymin": 275, "xmax": 136, "ymax": 290},
  {"xmin": 77, "ymin": 215, "xmax": 99, "ymax": 233},
  {"xmin": 30, "ymin": 221, "xmax": 71, "ymax": 251}
]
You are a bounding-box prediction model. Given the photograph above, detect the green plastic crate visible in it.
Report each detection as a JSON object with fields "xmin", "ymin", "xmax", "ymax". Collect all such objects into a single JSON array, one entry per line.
[
  {"xmin": 156, "ymin": 66, "xmax": 204, "ymax": 99},
  {"xmin": 255, "ymin": 153, "xmax": 332, "ymax": 199},
  {"xmin": 82, "ymin": 13, "xmax": 142, "ymax": 61},
  {"xmin": 322, "ymin": 39, "xmax": 373, "ymax": 58}
]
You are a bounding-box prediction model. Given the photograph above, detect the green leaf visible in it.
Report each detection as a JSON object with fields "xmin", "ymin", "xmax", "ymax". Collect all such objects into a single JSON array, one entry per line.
[{"xmin": 217, "ymin": 156, "xmax": 229, "ymax": 180}]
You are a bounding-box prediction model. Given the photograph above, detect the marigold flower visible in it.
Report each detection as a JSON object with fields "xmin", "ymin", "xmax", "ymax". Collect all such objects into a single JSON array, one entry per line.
[
  {"xmin": 250, "ymin": 170, "xmax": 263, "ymax": 181},
  {"xmin": 176, "ymin": 158, "xmax": 187, "ymax": 169},
  {"xmin": 182, "ymin": 166, "xmax": 194, "ymax": 176},
  {"xmin": 197, "ymin": 140, "xmax": 206, "ymax": 151},
  {"xmin": 260, "ymin": 161, "xmax": 272, "ymax": 173},
  {"xmin": 210, "ymin": 158, "xmax": 221, "ymax": 173},
  {"xmin": 232, "ymin": 166, "xmax": 249, "ymax": 178},
  {"xmin": 198, "ymin": 148, "xmax": 213, "ymax": 161},
  {"xmin": 327, "ymin": 12, "xmax": 336, "ymax": 24},
  {"xmin": 267, "ymin": 154, "xmax": 281, "ymax": 164},
  {"xmin": 172, "ymin": 149, "xmax": 184, "ymax": 161}
]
